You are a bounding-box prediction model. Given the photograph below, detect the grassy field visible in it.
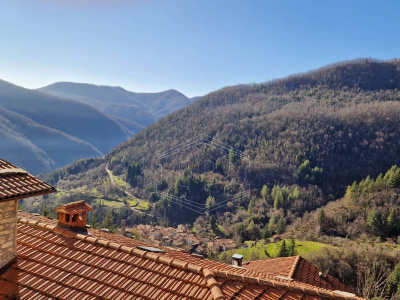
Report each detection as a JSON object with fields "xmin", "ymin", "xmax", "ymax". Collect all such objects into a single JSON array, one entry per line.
[
  {"xmin": 126, "ymin": 198, "xmax": 139, "ymax": 207},
  {"xmin": 218, "ymin": 239, "xmax": 332, "ymax": 262},
  {"xmin": 96, "ymin": 198, "xmax": 125, "ymax": 208},
  {"xmin": 109, "ymin": 170, "xmax": 130, "ymax": 189},
  {"xmin": 136, "ymin": 200, "xmax": 150, "ymax": 211}
]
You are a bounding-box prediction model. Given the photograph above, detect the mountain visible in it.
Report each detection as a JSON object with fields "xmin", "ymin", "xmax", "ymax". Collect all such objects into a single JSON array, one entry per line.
[
  {"xmin": 43, "ymin": 58, "xmax": 400, "ymax": 223},
  {"xmin": 0, "ymin": 79, "xmax": 132, "ymax": 174},
  {"xmin": 38, "ymin": 82, "xmax": 193, "ymax": 125}
]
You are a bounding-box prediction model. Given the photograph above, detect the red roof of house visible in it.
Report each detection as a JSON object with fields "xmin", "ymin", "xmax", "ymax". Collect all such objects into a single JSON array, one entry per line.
[
  {"xmin": 0, "ymin": 211, "xmax": 364, "ymax": 300},
  {"xmin": 246, "ymin": 256, "xmax": 355, "ymax": 295},
  {"xmin": 0, "ymin": 158, "xmax": 56, "ymax": 202},
  {"xmin": 53, "ymin": 200, "xmax": 93, "ymax": 214}
]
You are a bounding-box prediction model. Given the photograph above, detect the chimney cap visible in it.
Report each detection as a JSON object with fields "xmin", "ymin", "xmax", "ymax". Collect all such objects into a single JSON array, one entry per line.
[
  {"xmin": 53, "ymin": 200, "xmax": 93, "ymax": 214},
  {"xmin": 232, "ymin": 254, "xmax": 243, "ymax": 260}
]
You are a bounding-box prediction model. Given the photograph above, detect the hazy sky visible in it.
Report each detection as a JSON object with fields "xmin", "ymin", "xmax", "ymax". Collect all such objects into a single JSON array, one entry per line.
[{"xmin": 0, "ymin": 0, "xmax": 399, "ymax": 97}]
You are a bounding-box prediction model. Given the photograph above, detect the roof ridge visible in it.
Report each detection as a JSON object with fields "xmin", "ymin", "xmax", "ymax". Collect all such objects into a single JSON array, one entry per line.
[
  {"xmin": 246, "ymin": 255, "xmax": 298, "ymax": 264},
  {"xmin": 211, "ymin": 270, "xmax": 363, "ymax": 300},
  {"xmin": 203, "ymin": 269, "xmax": 226, "ymax": 300},
  {"xmin": 288, "ymin": 255, "xmax": 301, "ymax": 279},
  {"xmin": 17, "ymin": 216, "xmax": 365, "ymax": 300}
]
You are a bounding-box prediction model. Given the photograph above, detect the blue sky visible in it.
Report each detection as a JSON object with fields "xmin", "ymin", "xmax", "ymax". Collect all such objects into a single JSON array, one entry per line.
[{"xmin": 0, "ymin": 0, "xmax": 399, "ymax": 97}]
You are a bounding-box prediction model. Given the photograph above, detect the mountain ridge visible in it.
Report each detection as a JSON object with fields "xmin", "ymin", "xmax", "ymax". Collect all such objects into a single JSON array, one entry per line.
[
  {"xmin": 0, "ymin": 79, "xmax": 196, "ymax": 174},
  {"xmin": 39, "ymin": 82, "xmax": 194, "ymax": 123}
]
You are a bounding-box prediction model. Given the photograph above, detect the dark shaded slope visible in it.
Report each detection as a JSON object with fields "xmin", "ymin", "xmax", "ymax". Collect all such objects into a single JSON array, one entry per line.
[
  {"xmin": 0, "ymin": 106, "xmax": 102, "ymax": 174},
  {"xmin": 0, "ymin": 79, "xmax": 130, "ymax": 154}
]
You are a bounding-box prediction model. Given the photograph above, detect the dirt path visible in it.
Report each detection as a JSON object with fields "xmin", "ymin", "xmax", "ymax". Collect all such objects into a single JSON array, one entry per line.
[
  {"xmin": 105, "ymin": 167, "xmax": 116, "ymax": 186},
  {"xmin": 105, "ymin": 165, "xmax": 143, "ymax": 208}
]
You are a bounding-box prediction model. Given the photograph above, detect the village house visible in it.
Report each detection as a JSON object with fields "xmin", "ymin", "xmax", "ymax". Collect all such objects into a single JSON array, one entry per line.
[{"xmin": 0, "ymin": 158, "xmax": 362, "ymax": 299}]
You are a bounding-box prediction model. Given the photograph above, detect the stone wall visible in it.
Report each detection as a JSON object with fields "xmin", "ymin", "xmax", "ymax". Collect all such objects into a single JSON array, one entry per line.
[{"xmin": 0, "ymin": 200, "xmax": 17, "ymax": 270}]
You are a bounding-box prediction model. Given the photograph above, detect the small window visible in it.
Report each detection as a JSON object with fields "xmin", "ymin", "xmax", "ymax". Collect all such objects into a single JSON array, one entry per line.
[{"xmin": 65, "ymin": 214, "xmax": 70, "ymax": 222}]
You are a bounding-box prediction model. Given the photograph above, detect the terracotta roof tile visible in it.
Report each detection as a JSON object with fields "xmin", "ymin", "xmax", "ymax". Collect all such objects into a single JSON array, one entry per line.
[
  {"xmin": 53, "ymin": 200, "xmax": 93, "ymax": 214},
  {"xmin": 0, "ymin": 211, "xmax": 366, "ymax": 299},
  {"xmin": 246, "ymin": 256, "xmax": 298, "ymax": 277},
  {"xmin": 0, "ymin": 158, "xmax": 56, "ymax": 202},
  {"xmin": 293, "ymin": 257, "xmax": 355, "ymax": 294},
  {"xmin": 246, "ymin": 255, "xmax": 356, "ymax": 295}
]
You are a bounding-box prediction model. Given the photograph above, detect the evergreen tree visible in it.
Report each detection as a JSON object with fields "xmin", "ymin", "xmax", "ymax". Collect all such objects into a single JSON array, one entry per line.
[
  {"xmin": 362, "ymin": 175, "xmax": 372, "ymax": 193},
  {"xmin": 384, "ymin": 166, "xmax": 398, "ymax": 184},
  {"xmin": 261, "ymin": 185, "xmax": 269, "ymax": 202},
  {"xmin": 209, "ymin": 215, "xmax": 217, "ymax": 232},
  {"xmin": 228, "ymin": 148, "xmax": 238, "ymax": 164},
  {"xmin": 387, "ymin": 210, "xmax": 400, "ymax": 238},
  {"xmin": 267, "ymin": 215, "xmax": 276, "ymax": 234},
  {"xmin": 247, "ymin": 200, "xmax": 254, "ymax": 214},
  {"xmin": 317, "ymin": 208, "xmax": 326, "ymax": 233},
  {"xmin": 288, "ymin": 238, "xmax": 297, "ymax": 256},
  {"xmin": 276, "ymin": 217, "xmax": 286, "ymax": 234},
  {"xmin": 274, "ymin": 190, "xmax": 284, "ymax": 209},
  {"xmin": 367, "ymin": 210, "xmax": 386, "ymax": 238},
  {"xmin": 389, "ymin": 168, "xmax": 400, "ymax": 188},
  {"xmin": 90, "ymin": 210, "xmax": 100, "ymax": 229},
  {"xmin": 277, "ymin": 240, "xmax": 289, "ymax": 257},
  {"xmin": 261, "ymin": 225, "xmax": 272, "ymax": 239},
  {"xmin": 247, "ymin": 219, "xmax": 255, "ymax": 229},
  {"xmin": 206, "ymin": 196, "xmax": 216, "ymax": 209},
  {"xmin": 375, "ymin": 173, "xmax": 385, "ymax": 191},
  {"xmin": 103, "ymin": 209, "xmax": 117, "ymax": 233},
  {"xmin": 389, "ymin": 262, "xmax": 400, "ymax": 296},
  {"xmin": 126, "ymin": 162, "xmax": 143, "ymax": 186},
  {"xmin": 292, "ymin": 186, "xmax": 300, "ymax": 200},
  {"xmin": 42, "ymin": 204, "xmax": 50, "ymax": 217}
]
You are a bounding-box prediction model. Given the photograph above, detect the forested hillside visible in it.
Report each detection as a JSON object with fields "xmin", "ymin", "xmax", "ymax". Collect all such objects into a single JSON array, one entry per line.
[{"xmin": 43, "ymin": 59, "xmax": 400, "ymax": 220}]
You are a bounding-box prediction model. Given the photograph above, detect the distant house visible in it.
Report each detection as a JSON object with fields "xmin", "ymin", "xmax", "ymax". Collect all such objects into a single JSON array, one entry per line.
[
  {"xmin": 272, "ymin": 234, "xmax": 283, "ymax": 242},
  {"xmin": 177, "ymin": 224, "xmax": 187, "ymax": 232}
]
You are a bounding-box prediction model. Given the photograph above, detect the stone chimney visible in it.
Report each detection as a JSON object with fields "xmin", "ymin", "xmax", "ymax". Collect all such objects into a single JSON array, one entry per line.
[
  {"xmin": 121, "ymin": 220, "xmax": 126, "ymax": 236},
  {"xmin": 0, "ymin": 160, "xmax": 56, "ymax": 273},
  {"xmin": 53, "ymin": 200, "xmax": 93, "ymax": 232},
  {"xmin": 232, "ymin": 254, "xmax": 243, "ymax": 267}
]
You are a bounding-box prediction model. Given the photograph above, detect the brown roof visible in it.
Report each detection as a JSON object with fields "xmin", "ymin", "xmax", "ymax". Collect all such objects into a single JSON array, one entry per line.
[
  {"xmin": 246, "ymin": 256, "xmax": 356, "ymax": 295},
  {"xmin": 0, "ymin": 158, "xmax": 56, "ymax": 202},
  {"xmin": 245, "ymin": 256, "xmax": 299, "ymax": 278},
  {"xmin": 53, "ymin": 200, "xmax": 93, "ymax": 214},
  {"xmin": 0, "ymin": 212, "xmax": 365, "ymax": 300}
]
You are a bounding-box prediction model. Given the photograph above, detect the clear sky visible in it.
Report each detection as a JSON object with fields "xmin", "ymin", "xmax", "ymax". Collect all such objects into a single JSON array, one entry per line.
[{"xmin": 0, "ymin": 0, "xmax": 399, "ymax": 97}]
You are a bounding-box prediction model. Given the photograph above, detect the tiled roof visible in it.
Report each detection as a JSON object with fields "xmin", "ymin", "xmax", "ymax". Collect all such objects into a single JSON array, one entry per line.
[
  {"xmin": 0, "ymin": 212, "xmax": 365, "ymax": 300},
  {"xmin": 246, "ymin": 256, "xmax": 356, "ymax": 295},
  {"xmin": 293, "ymin": 257, "xmax": 356, "ymax": 295},
  {"xmin": 0, "ymin": 158, "xmax": 56, "ymax": 202},
  {"xmin": 53, "ymin": 200, "xmax": 93, "ymax": 214},
  {"xmin": 245, "ymin": 256, "xmax": 299, "ymax": 278}
]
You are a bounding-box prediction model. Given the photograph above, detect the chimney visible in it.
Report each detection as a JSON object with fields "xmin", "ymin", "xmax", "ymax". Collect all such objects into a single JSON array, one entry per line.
[
  {"xmin": 53, "ymin": 200, "xmax": 93, "ymax": 232},
  {"xmin": 232, "ymin": 254, "xmax": 243, "ymax": 267},
  {"xmin": 121, "ymin": 220, "xmax": 126, "ymax": 236}
]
